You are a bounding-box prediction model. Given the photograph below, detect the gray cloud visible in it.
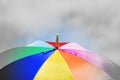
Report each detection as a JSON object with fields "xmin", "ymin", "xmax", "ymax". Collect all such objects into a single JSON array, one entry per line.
[{"xmin": 0, "ymin": 0, "xmax": 119, "ymax": 64}]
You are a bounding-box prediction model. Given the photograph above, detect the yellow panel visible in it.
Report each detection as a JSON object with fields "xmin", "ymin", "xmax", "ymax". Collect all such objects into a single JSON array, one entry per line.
[{"xmin": 34, "ymin": 50, "xmax": 74, "ymax": 80}]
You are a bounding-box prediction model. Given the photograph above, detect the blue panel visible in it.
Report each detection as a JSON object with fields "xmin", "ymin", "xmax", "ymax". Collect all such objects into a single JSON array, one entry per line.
[{"xmin": 0, "ymin": 49, "xmax": 55, "ymax": 80}]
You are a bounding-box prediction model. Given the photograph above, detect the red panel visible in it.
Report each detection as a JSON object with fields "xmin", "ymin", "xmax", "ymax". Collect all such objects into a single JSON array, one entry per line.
[{"xmin": 46, "ymin": 41, "xmax": 68, "ymax": 48}]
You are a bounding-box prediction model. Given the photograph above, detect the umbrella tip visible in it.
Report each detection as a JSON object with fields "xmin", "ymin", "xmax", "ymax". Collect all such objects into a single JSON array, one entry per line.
[
  {"xmin": 56, "ymin": 33, "xmax": 59, "ymax": 36},
  {"xmin": 56, "ymin": 34, "xmax": 59, "ymax": 49}
]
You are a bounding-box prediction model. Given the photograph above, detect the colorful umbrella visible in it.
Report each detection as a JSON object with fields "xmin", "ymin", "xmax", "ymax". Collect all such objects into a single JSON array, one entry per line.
[{"xmin": 0, "ymin": 34, "xmax": 120, "ymax": 80}]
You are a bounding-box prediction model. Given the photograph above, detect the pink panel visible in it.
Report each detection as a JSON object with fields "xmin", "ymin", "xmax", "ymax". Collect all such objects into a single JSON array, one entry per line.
[
  {"xmin": 61, "ymin": 49, "xmax": 105, "ymax": 69},
  {"xmin": 60, "ymin": 42, "xmax": 87, "ymax": 51}
]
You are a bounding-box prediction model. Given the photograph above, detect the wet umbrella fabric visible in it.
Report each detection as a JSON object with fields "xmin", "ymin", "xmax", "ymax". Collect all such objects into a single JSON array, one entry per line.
[{"xmin": 0, "ymin": 36, "xmax": 120, "ymax": 80}]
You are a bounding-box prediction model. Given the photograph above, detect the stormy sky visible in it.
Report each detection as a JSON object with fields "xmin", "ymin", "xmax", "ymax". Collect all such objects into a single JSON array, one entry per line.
[{"xmin": 0, "ymin": 0, "xmax": 119, "ymax": 65}]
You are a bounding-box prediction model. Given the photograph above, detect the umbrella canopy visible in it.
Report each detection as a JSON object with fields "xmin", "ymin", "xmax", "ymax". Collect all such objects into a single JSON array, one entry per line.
[{"xmin": 0, "ymin": 35, "xmax": 120, "ymax": 80}]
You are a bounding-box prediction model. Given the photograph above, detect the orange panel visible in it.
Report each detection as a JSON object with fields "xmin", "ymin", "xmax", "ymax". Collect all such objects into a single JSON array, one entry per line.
[{"xmin": 59, "ymin": 50, "xmax": 109, "ymax": 80}]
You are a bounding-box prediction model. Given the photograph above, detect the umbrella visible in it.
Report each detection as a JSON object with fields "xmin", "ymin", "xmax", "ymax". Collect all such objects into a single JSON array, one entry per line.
[{"xmin": 0, "ymin": 34, "xmax": 120, "ymax": 80}]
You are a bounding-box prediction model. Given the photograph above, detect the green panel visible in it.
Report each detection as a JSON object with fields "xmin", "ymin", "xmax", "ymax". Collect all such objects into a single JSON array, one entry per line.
[{"xmin": 0, "ymin": 46, "xmax": 53, "ymax": 69}]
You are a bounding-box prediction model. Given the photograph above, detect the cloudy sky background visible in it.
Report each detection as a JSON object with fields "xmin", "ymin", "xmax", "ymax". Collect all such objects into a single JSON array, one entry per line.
[{"xmin": 0, "ymin": 0, "xmax": 119, "ymax": 65}]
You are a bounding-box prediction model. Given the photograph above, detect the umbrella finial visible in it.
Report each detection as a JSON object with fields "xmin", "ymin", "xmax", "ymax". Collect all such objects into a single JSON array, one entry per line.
[{"xmin": 56, "ymin": 33, "xmax": 59, "ymax": 49}]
